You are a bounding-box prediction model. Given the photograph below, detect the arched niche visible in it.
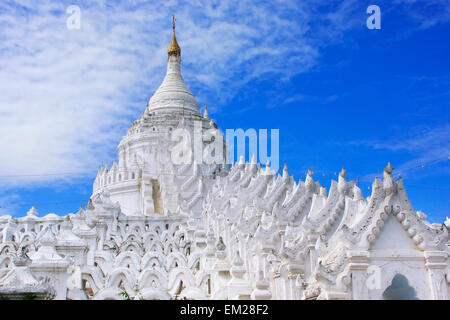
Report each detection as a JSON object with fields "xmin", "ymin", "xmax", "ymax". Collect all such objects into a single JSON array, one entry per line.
[{"xmin": 383, "ymin": 274, "xmax": 419, "ymax": 300}]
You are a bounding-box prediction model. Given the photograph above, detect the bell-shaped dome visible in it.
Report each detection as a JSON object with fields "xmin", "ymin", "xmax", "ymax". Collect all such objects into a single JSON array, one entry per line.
[{"xmin": 148, "ymin": 17, "xmax": 200, "ymax": 115}]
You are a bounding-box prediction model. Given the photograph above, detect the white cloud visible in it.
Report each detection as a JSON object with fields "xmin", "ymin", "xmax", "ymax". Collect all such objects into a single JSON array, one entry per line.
[
  {"xmin": 0, "ymin": 192, "xmax": 21, "ymax": 216},
  {"xmin": 0, "ymin": 0, "xmax": 329, "ymax": 186},
  {"xmin": 393, "ymin": 0, "xmax": 450, "ymax": 29},
  {"xmin": 355, "ymin": 125, "xmax": 450, "ymax": 181}
]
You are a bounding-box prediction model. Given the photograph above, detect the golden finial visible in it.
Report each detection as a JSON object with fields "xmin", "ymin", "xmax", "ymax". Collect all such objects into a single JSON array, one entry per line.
[{"xmin": 168, "ymin": 14, "xmax": 181, "ymax": 57}]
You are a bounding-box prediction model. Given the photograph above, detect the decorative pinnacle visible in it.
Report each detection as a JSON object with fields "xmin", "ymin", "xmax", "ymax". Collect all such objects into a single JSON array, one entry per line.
[
  {"xmin": 27, "ymin": 206, "xmax": 38, "ymax": 217},
  {"xmin": 384, "ymin": 162, "xmax": 393, "ymax": 174},
  {"xmin": 168, "ymin": 15, "xmax": 181, "ymax": 57},
  {"xmin": 339, "ymin": 166, "xmax": 346, "ymax": 178}
]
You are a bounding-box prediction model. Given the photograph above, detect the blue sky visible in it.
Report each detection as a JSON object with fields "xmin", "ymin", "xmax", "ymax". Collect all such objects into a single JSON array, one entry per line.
[{"xmin": 0, "ymin": 0, "xmax": 448, "ymax": 222}]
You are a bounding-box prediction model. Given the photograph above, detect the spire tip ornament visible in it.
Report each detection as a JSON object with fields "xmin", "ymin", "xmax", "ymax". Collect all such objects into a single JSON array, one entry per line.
[
  {"xmin": 339, "ymin": 166, "xmax": 346, "ymax": 178},
  {"xmin": 168, "ymin": 15, "xmax": 181, "ymax": 57},
  {"xmin": 203, "ymin": 104, "xmax": 210, "ymax": 119},
  {"xmin": 384, "ymin": 162, "xmax": 393, "ymax": 174}
]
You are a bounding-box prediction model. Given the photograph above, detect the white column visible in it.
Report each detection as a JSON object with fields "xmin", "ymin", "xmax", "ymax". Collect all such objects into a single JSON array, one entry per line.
[
  {"xmin": 347, "ymin": 250, "xmax": 370, "ymax": 300},
  {"xmin": 424, "ymin": 251, "xmax": 448, "ymax": 300}
]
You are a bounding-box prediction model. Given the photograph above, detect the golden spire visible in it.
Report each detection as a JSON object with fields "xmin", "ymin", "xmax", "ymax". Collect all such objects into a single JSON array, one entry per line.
[{"xmin": 168, "ymin": 15, "xmax": 181, "ymax": 57}]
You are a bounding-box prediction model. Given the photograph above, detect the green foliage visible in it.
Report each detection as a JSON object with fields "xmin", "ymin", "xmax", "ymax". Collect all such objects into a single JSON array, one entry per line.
[
  {"xmin": 23, "ymin": 293, "xmax": 37, "ymax": 300},
  {"xmin": 0, "ymin": 295, "xmax": 10, "ymax": 300},
  {"xmin": 119, "ymin": 291, "xmax": 131, "ymax": 300}
]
